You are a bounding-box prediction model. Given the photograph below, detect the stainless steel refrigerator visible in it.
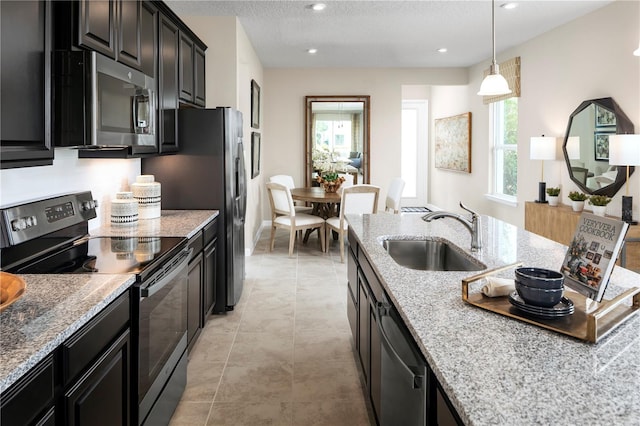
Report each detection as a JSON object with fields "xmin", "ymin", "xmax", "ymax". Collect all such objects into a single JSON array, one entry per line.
[{"xmin": 142, "ymin": 107, "xmax": 246, "ymax": 313}]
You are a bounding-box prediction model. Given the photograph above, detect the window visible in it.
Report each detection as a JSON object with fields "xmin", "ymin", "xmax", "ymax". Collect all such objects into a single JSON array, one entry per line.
[{"xmin": 491, "ymin": 98, "xmax": 518, "ymax": 201}]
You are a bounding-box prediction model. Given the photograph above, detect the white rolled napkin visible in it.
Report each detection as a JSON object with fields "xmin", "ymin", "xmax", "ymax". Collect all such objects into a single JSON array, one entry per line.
[{"xmin": 481, "ymin": 277, "xmax": 516, "ymax": 297}]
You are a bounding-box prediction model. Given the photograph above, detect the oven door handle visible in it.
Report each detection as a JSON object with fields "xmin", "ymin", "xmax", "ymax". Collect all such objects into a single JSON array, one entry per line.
[{"xmin": 140, "ymin": 248, "xmax": 192, "ymax": 299}]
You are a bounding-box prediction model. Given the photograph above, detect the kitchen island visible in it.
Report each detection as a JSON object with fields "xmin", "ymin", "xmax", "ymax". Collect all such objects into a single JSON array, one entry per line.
[{"xmin": 346, "ymin": 212, "xmax": 640, "ymax": 425}]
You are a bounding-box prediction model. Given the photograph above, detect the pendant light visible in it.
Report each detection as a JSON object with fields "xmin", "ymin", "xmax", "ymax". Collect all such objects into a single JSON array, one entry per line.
[
  {"xmin": 477, "ymin": 0, "xmax": 512, "ymax": 96},
  {"xmin": 634, "ymin": 44, "xmax": 640, "ymax": 56}
]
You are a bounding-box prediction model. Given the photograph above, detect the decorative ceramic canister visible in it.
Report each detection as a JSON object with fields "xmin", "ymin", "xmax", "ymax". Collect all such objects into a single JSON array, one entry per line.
[
  {"xmin": 132, "ymin": 175, "xmax": 161, "ymax": 219},
  {"xmin": 110, "ymin": 192, "xmax": 139, "ymax": 226}
]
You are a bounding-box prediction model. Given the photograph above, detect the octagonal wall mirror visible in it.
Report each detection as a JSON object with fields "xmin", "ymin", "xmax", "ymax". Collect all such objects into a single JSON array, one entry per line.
[
  {"xmin": 563, "ymin": 97, "xmax": 635, "ymax": 197},
  {"xmin": 305, "ymin": 95, "xmax": 370, "ymax": 187}
]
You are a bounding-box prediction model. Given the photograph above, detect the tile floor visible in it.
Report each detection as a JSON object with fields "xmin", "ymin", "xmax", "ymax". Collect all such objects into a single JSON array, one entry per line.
[{"xmin": 169, "ymin": 229, "xmax": 375, "ymax": 425}]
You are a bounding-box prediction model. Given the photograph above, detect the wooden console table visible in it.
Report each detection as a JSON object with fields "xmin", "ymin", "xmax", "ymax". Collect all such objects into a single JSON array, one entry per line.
[{"xmin": 525, "ymin": 202, "xmax": 640, "ymax": 272}]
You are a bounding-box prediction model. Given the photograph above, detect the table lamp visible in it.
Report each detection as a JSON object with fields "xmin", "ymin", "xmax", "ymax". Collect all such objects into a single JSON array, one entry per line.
[
  {"xmin": 609, "ymin": 134, "xmax": 640, "ymax": 224},
  {"xmin": 530, "ymin": 136, "xmax": 557, "ymax": 203}
]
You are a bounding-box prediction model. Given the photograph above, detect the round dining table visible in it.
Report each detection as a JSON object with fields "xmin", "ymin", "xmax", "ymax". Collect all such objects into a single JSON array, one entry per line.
[
  {"xmin": 291, "ymin": 187, "xmax": 341, "ymax": 219},
  {"xmin": 291, "ymin": 187, "xmax": 342, "ymax": 243}
]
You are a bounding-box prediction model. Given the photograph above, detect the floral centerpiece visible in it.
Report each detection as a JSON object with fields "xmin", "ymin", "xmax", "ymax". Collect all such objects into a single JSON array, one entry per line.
[{"xmin": 313, "ymin": 147, "xmax": 348, "ymax": 192}]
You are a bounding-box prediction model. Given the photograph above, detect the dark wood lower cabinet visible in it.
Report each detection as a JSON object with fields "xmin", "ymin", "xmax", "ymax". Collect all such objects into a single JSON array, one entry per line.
[
  {"xmin": 187, "ymin": 251, "xmax": 203, "ymax": 349},
  {"xmin": 64, "ymin": 330, "xmax": 131, "ymax": 426},
  {"xmin": 0, "ymin": 354, "xmax": 56, "ymax": 426}
]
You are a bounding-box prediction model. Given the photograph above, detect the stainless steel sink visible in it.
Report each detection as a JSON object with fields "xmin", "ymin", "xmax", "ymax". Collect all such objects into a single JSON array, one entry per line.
[{"xmin": 381, "ymin": 238, "xmax": 486, "ymax": 271}]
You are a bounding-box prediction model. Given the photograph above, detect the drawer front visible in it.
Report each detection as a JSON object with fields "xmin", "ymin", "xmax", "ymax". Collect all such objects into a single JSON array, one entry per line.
[
  {"xmin": 62, "ymin": 291, "xmax": 130, "ymax": 385},
  {"xmin": 1, "ymin": 354, "xmax": 55, "ymax": 426}
]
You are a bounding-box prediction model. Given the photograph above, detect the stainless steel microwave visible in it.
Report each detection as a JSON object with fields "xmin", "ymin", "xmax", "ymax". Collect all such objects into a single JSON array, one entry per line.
[{"xmin": 54, "ymin": 51, "xmax": 157, "ymax": 157}]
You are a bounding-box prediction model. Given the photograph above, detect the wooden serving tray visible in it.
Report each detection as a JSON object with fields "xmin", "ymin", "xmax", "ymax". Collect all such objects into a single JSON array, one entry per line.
[
  {"xmin": 0, "ymin": 272, "xmax": 26, "ymax": 313},
  {"xmin": 462, "ymin": 263, "xmax": 640, "ymax": 343}
]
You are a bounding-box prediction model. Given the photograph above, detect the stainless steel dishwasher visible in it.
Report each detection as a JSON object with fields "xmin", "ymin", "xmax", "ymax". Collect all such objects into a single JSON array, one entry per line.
[{"xmin": 376, "ymin": 296, "xmax": 428, "ymax": 426}]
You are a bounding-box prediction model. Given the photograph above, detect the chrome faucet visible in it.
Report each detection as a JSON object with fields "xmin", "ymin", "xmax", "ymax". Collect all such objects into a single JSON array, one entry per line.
[{"xmin": 422, "ymin": 202, "xmax": 482, "ymax": 251}]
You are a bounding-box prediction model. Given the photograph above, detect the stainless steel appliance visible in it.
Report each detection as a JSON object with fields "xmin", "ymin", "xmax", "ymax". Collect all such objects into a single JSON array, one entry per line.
[
  {"xmin": 143, "ymin": 107, "xmax": 246, "ymax": 313},
  {"xmin": 0, "ymin": 192, "xmax": 189, "ymax": 426},
  {"xmin": 376, "ymin": 295, "xmax": 428, "ymax": 426},
  {"xmin": 53, "ymin": 51, "xmax": 157, "ymax": 158}
]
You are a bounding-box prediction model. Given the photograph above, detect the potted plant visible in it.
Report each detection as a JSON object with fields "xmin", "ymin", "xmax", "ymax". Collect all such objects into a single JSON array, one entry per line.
[
  {"xmin": 588, "ymin": 195, "xmax": 612, "ymax": 217},
  {"xmin": 568, "ymin": 191, "xmax": 588, "ymax": 212},
  {"xmin": 546, "ymin": 187, "xmax": 561, "ymax": 207}
]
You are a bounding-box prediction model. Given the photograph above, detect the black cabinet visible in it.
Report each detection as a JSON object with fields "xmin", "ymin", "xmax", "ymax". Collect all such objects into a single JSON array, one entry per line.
[
  {"xmin": 76, "ymin": 0, "xmax": 116, "ymax": 58},
  {"xmin": 158, "ymin": 13, "xmax": 179, "ymax": 154},
  {"xmin": 64, "ymin": 330, "xmax": 131, "ymax": 426},
  {"xmin": 62, "ymin": 291, "xmax": 131, "ymax": 425},
  {"xmin": 139, "ymin": 1, "xmax": 157, "ymax": 78},
  {"xmin": 186, "ymin": 217, "xmax": 218, "ymax": 352},
  {"xmin": 178, "ymin": 32, "xmax": 194, "ymax": 104},
  {"xmin": 178, "ymin": 31, "xmax": 206, "ymax": 107},
  {"xmin": 202, "ymin": 219, "xmax": 218, "ymax": 318},
  {"xmin": 1, "ymin": 0, "xmax": 53, "ymax": 169},
  {"xmin": 187, "ymin": 233, "xmax": 204, "ymax": 350},
  {"xmin": 0, "ymin": 354, "xmax": 56, "ymax": 426},
  {"xmin": 75, "ymin": 0, "xmax": 143, "ymax": 70},
  {"xmin": 194, "ymin": 45, "xmax": 206, "ymax": 107}
]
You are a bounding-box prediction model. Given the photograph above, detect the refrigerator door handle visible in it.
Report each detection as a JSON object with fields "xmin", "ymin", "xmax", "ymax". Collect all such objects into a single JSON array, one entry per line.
[{"xmin": 236, "ymin": 140, "xmax": 248, "ymax": 220}]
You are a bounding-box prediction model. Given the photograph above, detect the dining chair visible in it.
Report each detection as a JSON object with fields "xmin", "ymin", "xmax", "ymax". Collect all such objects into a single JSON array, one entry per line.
[
  {"xmin": 337, "ymin": 173, "xmax": 355, "ymax": 193},
  {"xmin": 326, "ymin": 184, "xmax": 380, "ymax": 262},
  {"xmin": 385, "ymin": 177, "xmax": 406, "ymax": 213},
  {"xmin": 269, "ymin": 174, "xmax": 313, "ymax": 214},
  {"xmin": 266, "ymin": 182, "xmax": 326, "ymax": 257}
]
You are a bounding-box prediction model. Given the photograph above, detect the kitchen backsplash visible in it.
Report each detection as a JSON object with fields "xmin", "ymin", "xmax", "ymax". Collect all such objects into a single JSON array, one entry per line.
[{"xmin": 0, "ymin": 148, "xmax": 141, "ymax": 230}]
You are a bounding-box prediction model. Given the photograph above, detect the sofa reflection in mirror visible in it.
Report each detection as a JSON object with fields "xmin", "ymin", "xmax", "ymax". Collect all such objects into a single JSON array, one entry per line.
[{"xmin": 562, "ymin": 97, "xmax": 635, "ymax": 197}]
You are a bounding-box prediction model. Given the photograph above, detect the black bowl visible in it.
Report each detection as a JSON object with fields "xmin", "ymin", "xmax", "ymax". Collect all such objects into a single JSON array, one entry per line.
[
  {"xmin": 515, "ymin": 267, "xmax": 564, "ymax": 290},
  {"xmin": 515, "ymin": 281, "xmax": 563, "ymax": 307}
]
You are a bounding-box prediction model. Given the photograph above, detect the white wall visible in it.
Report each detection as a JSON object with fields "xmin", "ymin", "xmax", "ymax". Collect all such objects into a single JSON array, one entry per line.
[
  {"xmin": 263, "ymin": 67, "xmax": 468, "ymax": 220},
  {"xmin": 181, "ymin": 16, "xmax": 264, "ymax": 253},
  {"xmin": 460, "ymin": 0, "xmax": 640, "ymax": 226},
  {"xmin": 0, "ymin": 149, "xmax": 141, "ymax": 230}
]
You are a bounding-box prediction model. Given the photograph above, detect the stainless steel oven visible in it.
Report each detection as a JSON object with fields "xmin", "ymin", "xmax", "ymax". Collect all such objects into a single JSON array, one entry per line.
[
  {"xmin": 134, "ymin": 246, "xmax": 190, "ymax": 426},
  {"xmin": 0, "ymin": 192, "xmax": 190, "ymax": 425}
]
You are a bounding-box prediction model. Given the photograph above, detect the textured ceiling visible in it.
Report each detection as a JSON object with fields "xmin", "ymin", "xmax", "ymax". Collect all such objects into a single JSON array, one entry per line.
[{"xmin": 165, "ymin": 0, "xmax": 612, "ymax": 68}]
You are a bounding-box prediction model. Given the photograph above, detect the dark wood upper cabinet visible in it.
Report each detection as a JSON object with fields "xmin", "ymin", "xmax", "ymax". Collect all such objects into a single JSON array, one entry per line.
[
  {"xmin": 179, "ymin": 31, "xmax": 194, "ymax": 103},
  {"xmin": 1, "ymin": 0, "xmax": 54, "ymax": 169},
  {"xmin": 158, "ymin": 13, "xmax": 179, "ymax": 153},
  {"xmin": 194, "ymin": 45, "xmax": 206, "ymax": 107},
  {"xmin": 139, "ymin": 1, "xmax": 157, "ymax": 78},
  {"xmin": 77, "ymin": 0, "xmax": 116, "ymax": 58},
  {"xmin": 116, "ymin": 0, "xmax": 141, "ymax": 69},
  {"xmin": 59, "ymin": 0, "xmax": 148, "ymax": 72}
]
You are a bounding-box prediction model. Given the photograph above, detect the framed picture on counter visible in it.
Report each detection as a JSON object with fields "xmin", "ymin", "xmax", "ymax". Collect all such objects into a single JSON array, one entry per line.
[{"xmin": 251, "ymin": 132, "xmax": 261, "ymax": 178}]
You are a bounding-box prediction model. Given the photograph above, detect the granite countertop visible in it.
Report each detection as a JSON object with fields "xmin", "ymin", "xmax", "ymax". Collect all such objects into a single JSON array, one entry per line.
[
  {"xmin": 0, "ymin": 210, "xmax": 218, "ymax": 393},
  {"xmin": 92, "ymin": 210, "xmax": 218, "ymax": 239},
  {"xmin": 347, "ymin": 212, "xmax": 640, "ymax": 425}
]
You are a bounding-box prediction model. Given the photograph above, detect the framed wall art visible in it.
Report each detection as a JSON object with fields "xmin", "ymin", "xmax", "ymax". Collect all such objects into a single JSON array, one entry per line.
[
  {"xmin": 251, "ymin": 132, "xmax": 261, "ymax": 178},
  {"xmin": 434, "ymin": 112, "xmax": 472, "ymax": 173},
  {"xmin": 251, "ymin": 79, "xmax": 260, "ymax": 129},
  {"xmin": 594, "ymin": 132, "xmax": 611, "ymax": 161},
  {"xmin": 595, "ymin": 105, "xmax": 616, "ymax": 127}
]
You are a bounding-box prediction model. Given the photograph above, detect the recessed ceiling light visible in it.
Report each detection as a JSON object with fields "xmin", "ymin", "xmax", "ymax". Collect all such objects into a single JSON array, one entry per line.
[
  {"xmin": 437, "ymin": 48, "xmax": 448, "ymax": 53},
  {"xmin": 310, "ymin": 3, "xmax": 326, "ymax": 11},
  {"xmin": 307, "ymin": 48, "xmax": 318, "ymax": 54},
  {"xmin": 500, "ymin": 3, "xmax": 518, "ymax": 10}
]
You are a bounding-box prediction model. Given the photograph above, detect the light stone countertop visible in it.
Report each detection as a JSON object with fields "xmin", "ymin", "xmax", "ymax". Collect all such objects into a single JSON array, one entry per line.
[
  {"xmin": 346, "ymin": 212, "xmax": 640, "ymax": 426},
  {"xmin": 92, "ymin": 210, "xmax": 219, "ymax": 239},
  {"xmin": 0, "ymin": 210, "xmax": 218, "ymax": 393}
]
